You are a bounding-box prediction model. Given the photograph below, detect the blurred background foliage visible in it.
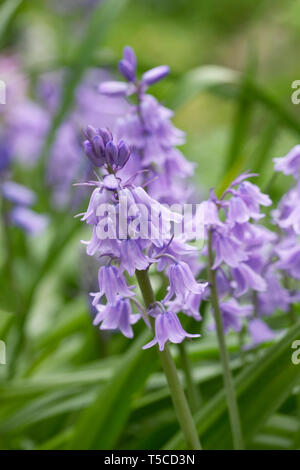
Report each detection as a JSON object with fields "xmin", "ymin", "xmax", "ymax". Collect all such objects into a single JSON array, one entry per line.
[{"xmin": 1, "ymin": 0, "xmax": 300, "ymax": 450}]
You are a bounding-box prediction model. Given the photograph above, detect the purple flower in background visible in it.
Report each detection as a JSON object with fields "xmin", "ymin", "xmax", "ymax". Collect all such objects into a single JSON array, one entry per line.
[
  {"xmin": 1, "ymin": 178, "xmax": 48, "ymax": 237},
  {"xmin": 2, "ymin": 181, "xmax": 36, "ymax": 206},
  {"xmin": 47, "ymin": 122, "xmax": 84, "ymax": 208},
  {"xmin": 0, "ymin": 141, "xmax": 11, "ymax": 173},
  {"xmin": 99, "ymin": 46, "xmax": 169, "ymax": 97},
  {"xmin": 143, "ymin": 308, "xmax": 200, "ymax": 351},
  {"xmin": 1, "ymin": 61, "xmax": 128, "ymax": 208},
  {"xmin": 0, "ymin": 55, "xmax": 28, "ymax": 111},
  {"xmin": 274, "ymin": 145, "xmax": 300, "ymax": 178},
  {"xmin": 247, "ymin": 318, "xmax": 275, "ymax": 348},
  {"xmin": 257, "ymin": 268, "xmax": 292, "ymax": 315},
  {"xmin": 275, "ymin": 239, "xmax": 300, "ymax": 280},
  {"xmin": 83, "ymin": 125, "xmax": 130, "ymax": 171},
  {"xmin": 211, "ymin": 299, "xmax": 252, "ymax": 334},
  {"xmin": 205, "ymin": 173, "xmax": 281, "ymax": 340},
  {"xmin": 231, "ymin": 262, "xmax": 266, "ymax": 297},
  {"xmin": 10, "ymin": 206, "xmax": 48, "ymax": 235},
  {"xmin": 7, "ymin": 101, "xmax": 50, "ymax": 166},
  {"xmin": 212, "ymin": 230, "xmax": 248, "ymax": 269}
]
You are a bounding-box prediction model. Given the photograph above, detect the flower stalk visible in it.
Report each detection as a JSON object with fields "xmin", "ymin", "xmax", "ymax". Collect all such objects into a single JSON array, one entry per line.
[
  {"xmin": 178, "ymin": 341, "xmax": 201, "ymax": 412},
  {"xmin": 135, "ymin": 269, "xmax": 202, "ymax": 450},
  {"xmin": 207, "ymin": 228, "xmax": 245, "ymax": 450}
]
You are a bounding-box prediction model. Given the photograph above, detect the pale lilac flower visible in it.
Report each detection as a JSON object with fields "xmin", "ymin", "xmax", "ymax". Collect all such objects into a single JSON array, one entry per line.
[
  {"xmin": 7, "ymin": 101, "xmax": 49, "ymax": 166},
  {"xmin": 228, "ymin": 181, "xmax": 272, "ymax": 221},
  {"xmin": 47, "ymin": 122, "xmax": 84, "ymax": 208},
  {"xmin": 247, "ymin": 318, "xmax": 275, "ymax": 348},
  {"xmin": 98, "ymin": 81, "xmax": 131, "ymax": 97},
  {"xmin": 165, "ymin": 261, "xmax": 208, "ymax": 302},
  {"xmin": 275, "ymin": 239, "xmax": 300, "ymax": 280},
  {"xmin": 2, "ymin": 181, "xmax": 36, "ymax": 206},
  {"xmin": 120, "ymin": 239, "xmax": 154, "ymax": 276},
  {"xmin": 212, "ymin": 230, "xmax": 248, "ymax": 269},
  {"xmin": 206, "ymin": 173, "xmax": 278, "ymax": 340},
  {"xmin": 2, "ymin": 62, "xmax": 127, "ymax": 208},
  {"xmin": 91, "ymin": 264, "xmax": 135, "ymax": 306},
  {"xmin": 212, "ymin": 299, "xmax": 252, "ymax": 334},
  {"xmin": 99, "ymin": 47, "xmax": 169, "ymax": 97},
  {"xmin": 257, "ymin": 268, "xmax": 292, "ymax": 315},
  {"xmin": 99, "ymin": 47, "xmax": 194, "ymax": 205},
  {"xmin": 231, "ymin": 262, "xmax": 267, "ymax": 297},
  {"xmin": 143, "ymin": 308, "xmax": 200, "ymax": 351},
  {"xmin": 1, "ymin": 177, "xmax": 48, "ymax": 237},
  {"xmin": 272, "ymin": 183, "xmax": 300, "ymax": 234},
  {"xmin": 0, "ymin": 142, "xmax": 11, "ymax": 173},
  {"xmin": 274, "ymin": 145, "xmax": 300, "ymax": 178},
  {"xmin": 10, "ymin": 206, "xmax": 48, "ymax": 235},
  {"xmin": 93, "ymin": 298, "xmax": 140, "ymax": 339},
  {"xmin": 227, "ymin": 196, "xmax": 250, "ymax": 225}
]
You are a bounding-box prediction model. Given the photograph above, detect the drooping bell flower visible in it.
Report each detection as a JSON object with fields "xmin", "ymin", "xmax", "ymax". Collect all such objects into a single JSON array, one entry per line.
[
  {"xmin": 143, "ymin": 306, "xmax": 200, "ymax": 351},
  {"xmin": 93, "ymin": 298, "xmax": 140, "ymax": 339}
]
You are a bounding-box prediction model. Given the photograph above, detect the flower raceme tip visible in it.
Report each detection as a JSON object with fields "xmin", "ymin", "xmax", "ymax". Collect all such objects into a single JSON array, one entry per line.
[{"xmin": 99, "ymin": 45, "xmax": 170, "ymax": 97}]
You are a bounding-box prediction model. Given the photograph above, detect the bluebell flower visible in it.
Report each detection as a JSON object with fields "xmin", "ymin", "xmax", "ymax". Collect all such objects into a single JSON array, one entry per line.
[
  {"xmin": 143, "ymin": 307, "xmax": 200, "ymax": 351},
  {"xmin": 91, "ymin": 265, "xmax": 135, "ymax": 306},
  {"xmin": 93, "ymin": 298, "xmax": 140, "ymax": 339}
]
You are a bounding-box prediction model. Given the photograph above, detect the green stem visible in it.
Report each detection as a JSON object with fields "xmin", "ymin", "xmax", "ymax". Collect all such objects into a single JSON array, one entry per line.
[
  {"xmin": 207, "ymin": 229, "xmax": 245, "ymax": 450},
  {"xmin": 178, "ymin": 342, "xmax": 201, "ymax": 412},
  {"xmin": 135, "ymin": 269, "xmax": 202, "ymax": 450}
]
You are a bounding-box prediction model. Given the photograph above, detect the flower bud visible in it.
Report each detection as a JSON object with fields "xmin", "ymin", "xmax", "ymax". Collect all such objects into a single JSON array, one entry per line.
[
  {"xmin": 123, "ymin": 46, "xmax": 137, "ymax": 70},
  {"xmin": 83, "ymin": 139, "xmax": 104, "ymax": 167},
  {"xmin": 117, "ymin": 140, "xmax": 130, "ymax": 167},
  {"xmin": 98, "ymin": 81, "xmax": 129, "ymax": 96},
  {"xmin": 92, "ymin": 135, "xmax": 105, "ymax": 159},
  {"xmin": 105, "ymin": 140, "xmax": 118, "ymax": 166},
  {"xmin": 142, "ymin": 65, "xmax": 170, "ymax": 85},
  {"xmin": 98, "ymin": 128, "xmax": 113, "ymax": 145},
  {"xmin": 85, "ymin": 125, "xmax": 97, "ymax": 140}
]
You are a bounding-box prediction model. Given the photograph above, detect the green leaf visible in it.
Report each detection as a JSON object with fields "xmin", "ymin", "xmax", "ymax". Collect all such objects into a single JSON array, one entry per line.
[
  {"xmin": 37, "ymin": 429, "xmax": 73, "ymax": 450},
  {"xmin": 0, "ymin": 390, "xmax": 96, "ymax": 433},
  {"xmin": 8, "ymin": 218, "xmax": 83, "ymax": 377},
  {"xmin": 0, "ymin": 359, "xmax": 116, "ymax": 401},
  {"xmin": 165, "ymin": 322, "xmax": 300, "ymax": 449},
  {"xmin": 168, "ymin": 65, "xmax": 239, "ymax": 110},
  {"xmin": 251, "ymin": 433, "xmax": 293, "ymax": 450},
  {"xmin": 70, "ymin": 331, "xmax": 158, "ymax": 449},
  {"xmin": 170, "ymin": 65, "xmax": 300, "ymax": 138},
  {"xmin": 170, "ymin": 64, "xmax": 300, "ymax": 190},
  {"xmin": 222, "ymin": 54, "xmax": 257, "ymax": 175},
  {"xmin": 0, "ymin": 0, "xmax": 23, "ymax": 44}
]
